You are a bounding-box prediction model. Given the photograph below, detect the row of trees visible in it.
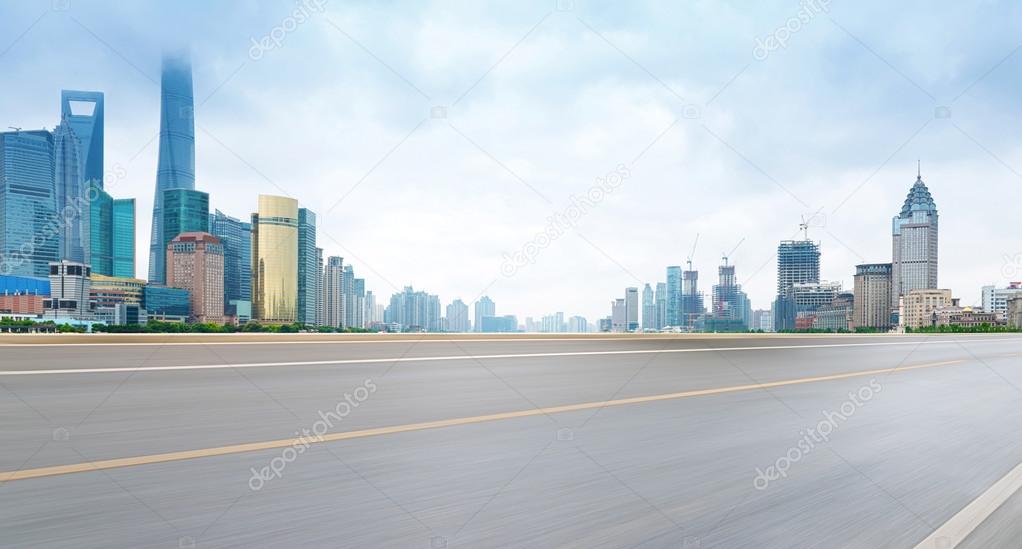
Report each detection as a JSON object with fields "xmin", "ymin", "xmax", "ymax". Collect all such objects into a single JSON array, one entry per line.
[{"xmin": 92, "ymin": 321, "xmax": 376, "ymax": 334}]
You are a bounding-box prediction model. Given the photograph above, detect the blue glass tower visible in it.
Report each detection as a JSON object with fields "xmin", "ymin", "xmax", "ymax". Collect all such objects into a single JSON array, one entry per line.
[
  {"xmin": 112, "ymin": 199, "xmax": 135, "ymax": 278},
  {"xmin": 149, "ymin": 52, "xmax": 195, "ymax": 284},
  {"xmin": 60, "ymin": 90, "xmax": 104, "ymax": 189},
  {"xmin": 53, "ymin": 118, "xmax": 88, "ymax": 263},
  {"xmin": 297, "ymin": 208, "xmax": 318, "ymax": 325},
  {"xmin": 0, "ymin": 130, "xmax": 58, "ymax": 277},
  {"xmin": 210, "ymin": 209, "xmax": 252, "ymax": 307}
]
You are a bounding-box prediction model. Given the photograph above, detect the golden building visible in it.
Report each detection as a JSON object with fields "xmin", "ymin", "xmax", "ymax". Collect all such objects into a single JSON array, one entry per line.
[{"xmin": 251, "ymin": 195, "xmax": 299, "ymax": 323}]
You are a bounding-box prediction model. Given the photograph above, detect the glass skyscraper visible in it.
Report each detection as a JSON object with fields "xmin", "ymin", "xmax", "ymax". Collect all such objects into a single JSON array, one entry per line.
[
  {"xmin": 0, "ymin": 130, "xmax": 58, "ymax": 277},
  {"xmin": 210, "ymin": 209, "xmax": 252, "ymax": 309},
  {"xmin": 60, "ymin": 90, "xmax": 104, "ymax": 189},
  {"xmin": 89, "ymin": 182, "xmax": 112, "ymax": 274},
  {"xmin": 111, "ymin": 198, "xmax": 135, "ymax": 278},
  {"xmin": 162, "ymin": 189, "xmax": 209, "ymax": 266},
  {"xmin": 297, "ymin": 207, "xmax": 319, "ymax": 326},
  {"xmin": 149, "ymin": 52, "xmax": 196, "ymax": 284},
  {"xmin": 666, "ymin": 265, "xmax": 682, "ymax": 327},
  {"xmin": 53, "ymin": 119, "xmax": 88, "ymax": 263},
  {"xmin": 252, "ymin": 195, "xmax": 298, "ymax": 323}
]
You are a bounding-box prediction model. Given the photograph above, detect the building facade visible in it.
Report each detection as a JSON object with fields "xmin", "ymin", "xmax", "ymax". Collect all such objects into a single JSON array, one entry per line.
[
  {"xmin": 853, "ymin": 263, "xmax": 893, "ymax": 330},
  {"xmin": 322, "ymin": 256, "xmax": 344, "ymax": 328},
  {"xmin": 297, "ymin": 208, "xmax": 319, "ymax": 326},
  {"xmin": 900, "ymin": 289, "xmax": 953, "ymax": 330},
  {"xmin": 209, "ymin": 209, "xmax": 252, "ymax": 314},
  {"xmin": 143, "ymin": 285, "xmax": 190, "ymax": 321},
  {"xmin": 892, "ymin": 170, "xmax": 938, "ymax": 309},
  {"xmin": 251, "ymin": 195, "xmax": 298, "ymax": 324},
  {"xmin": 666, "ymin": 266, "xmax": 682, "ymax": 327},
  {"xmin": 149, "ymin": 52, "xmax": 196, "ymax": 284},
  {"xmin": 167, "ymin": 232, "xmax": 225, "ymax": 324},
  {"xmin": 0, "ymin": 130, "xmax": 58, "ymax": 278}
]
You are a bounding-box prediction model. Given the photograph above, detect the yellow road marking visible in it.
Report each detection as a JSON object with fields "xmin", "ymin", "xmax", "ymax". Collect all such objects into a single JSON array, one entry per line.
[{"xmin": 0, "ymin": 359, "xmax": 964, "ymax": 483}]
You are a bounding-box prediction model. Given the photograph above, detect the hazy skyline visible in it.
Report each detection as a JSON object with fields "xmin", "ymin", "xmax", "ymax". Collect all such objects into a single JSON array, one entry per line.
[{"xmin": 3, "ymin": 0, "xmax": 1022, "ymax": 320}]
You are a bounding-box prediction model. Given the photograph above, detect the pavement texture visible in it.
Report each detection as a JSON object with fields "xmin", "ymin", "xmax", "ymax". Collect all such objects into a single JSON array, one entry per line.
[{"xmin": 2, "ymin": 334, "xmax": 1022, "ymax": 548}]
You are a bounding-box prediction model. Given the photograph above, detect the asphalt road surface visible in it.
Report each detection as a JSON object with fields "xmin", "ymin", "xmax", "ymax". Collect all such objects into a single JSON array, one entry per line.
[{"xmin": 3, "ymin": 334, "xmax": 1022, "ymax": 548}]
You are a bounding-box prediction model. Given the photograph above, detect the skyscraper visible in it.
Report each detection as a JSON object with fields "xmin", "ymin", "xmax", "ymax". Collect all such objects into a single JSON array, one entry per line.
[
  {"xmin": 52, "ymin": 118, "xmax": 88, "ymax": 263},
  {"xmin": 853, "ymin": 263, "xmax": 893, "ymax": 330},
  {"xmin": 297, "ymin": 208, "xmax": 319, "ymax": 326},
  {"xmin": 149, "ymin": 52, "xmax": 196, "ymax": 284},
  {"xmin": 251, "ymin": 195, "xmax": 298, "ymax": 323},
  {"xmin": 162, "ymin": 189, "xmax": 209, "ymax": 275},
  {"xmin": 445, "ymin": 299, "xmax": 470, "ymax": 332},
  {"xmin": 774, "ymin": 239, "xmax": 820, "ymax": 331},
  {"xmin": 654, "ymin": 282, "xmax": 667, "ymax": 330},
  {"xmin": 111, "ymin": 198, "xmax": 135, "ymax": 278},
  {"xmin": 474, "ymin": 296, "xmax": 495, "ymax": 332},
  {"xmin": 0, "ymin": 130, "xmax": 58, "ymax": 277},
  {"xmin": 209, "ymin": 209, "xmax": 252, "ymax": 312},
  {"xmin": 681, "ymin": 264, "xmax": 704, "ymax": 331},
  {"xmin": 892, "ymin": 167, "xmax": 938, "ymax": 309},
  {"xmin": 322, "ymin": 256, "xmax": 344, "ymax": 328},
  {"xmin": 166, "ymin": 232, "xmax": 224, "ymax": 324},
  {"xmin": 88, "ymin": 184, "xmax": 135, "ymax": 278},
  {"xmin": 666, "ymin": 266, "xmax": 682, "ymax": 327},
  {"xmin": 709, "ymin": 259, "xmax": 751, "ymax": 331},
  {"xmin": 625, "ymin": 286, "xmax": 639, "ymax": 331},
  {"xmin": 641, "ymin": 283, "xmax": 655, "ymax": 330},
  {"xmin": 60, "ymin": 90, "xmax": 104, "ymax": 188},
  {"xmin": 315, "ymin": 247, "xmax": 324, "ymax": 326}
]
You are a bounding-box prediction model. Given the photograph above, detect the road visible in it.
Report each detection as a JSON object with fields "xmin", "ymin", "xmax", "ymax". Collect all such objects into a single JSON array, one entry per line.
[{"xmin": 2, "ymin": 334, "xmax": 1022, "ymax": 548}]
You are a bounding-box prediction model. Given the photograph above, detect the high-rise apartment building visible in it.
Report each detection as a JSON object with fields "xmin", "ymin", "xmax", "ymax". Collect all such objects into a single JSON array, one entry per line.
[
  {"xmin": 892, "ymin": 168, "xmax": 938, "ymax": 309},
  {"xmin": 611, "ymin": 298, "xmax": 626, "ymax": 332},
  {"xmin": 654, "ymin": 282, "xmax": 667, "ymax": 330},
  {"xmin": 445, "ymin": 299, "xmax": 470, "ymax": 332},
  {"xmin": 297, "ymin": 208, "xmax": 319, "ymax": 326},
  {"xmin": 0, "ymin": 130, "xmax": 58, "ymax": 278},
  {"xmin": 149, "ymin": 52, "xmax": 196, "ymax": 284},
  {"xmin": 166, "ymin": 232, "xmax": 224, "ymax": 324},
  {"xmin": 474, "ymin": 296, "xmax": 495, "ymax": 332},
  {"xmin": 251, "ymin": 195, "xmax": 298, "ymax": 323},
  {"xmin": 322, "ymin": 256, "xmax": 344, "ymax": 328},
  {"xmin": 315, "ymin": 247, "xmax": 324, "ymax": 326},
  {"xmin": 209, "ymin": 210, "xmax": 252, "ymax": 313},
  {"xmin": 567, "ymin": 315, "xmax": 588, "ymax": 333},
  {"xmin": 853, "ymin": 263, "xmax": 893, "ymax": 330},
  {"xmin": 386, "ymin": 286, "xmax": 441, "ymax": 331}
]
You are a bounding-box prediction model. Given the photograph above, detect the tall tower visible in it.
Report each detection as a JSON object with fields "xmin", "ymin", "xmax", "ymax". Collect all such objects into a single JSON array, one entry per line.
[
  {"xmin": 892, "ymin": 166, "xmax": 938, "ymax": 309},
  {"xmin": 60, "ymin": 90, "xmax": 104, "ymax": 189},
  {"xmin": 251, "ymin": 195, "xmax": 298, "ymax": 324},
  {"xmin": 149, "ymin": 51, "xmax": 196, "ymax": 284},
  {"xmin": 774, "ymin": 238, "xmax": 820, "ymax": 331},
  {"xmin": 52, "ymin": 119, "xmax": 87, "ymax": 263}
]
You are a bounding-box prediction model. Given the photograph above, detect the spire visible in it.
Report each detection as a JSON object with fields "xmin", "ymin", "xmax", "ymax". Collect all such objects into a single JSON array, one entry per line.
[{"xmin": 917, "ymin": 159, "xmax": 920, "ymax": 179}]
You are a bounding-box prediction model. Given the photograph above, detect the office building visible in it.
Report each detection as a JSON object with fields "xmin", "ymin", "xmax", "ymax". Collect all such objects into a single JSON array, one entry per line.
[
  {"xmin": 297, "ymin": 208, "xmax": 319, "ymax": 326},
  {"xmin": 322, "ymin": 256, "xmax": 344, "ymax": 328},
  {"xmin": 654, "ymin": 282, "xmax": 667, "ymax": 330},
  {"xmin": 666, "ymin": 266, "xmax": 682, "ymax": 327},
  {"xmin": 88, "ymin": 184, "xmax": 135, "ymax": 277},
  {"xmin": 42, "ymin": 260, "xmax": 91, "ymax": 318},
  {"xmin": 149, "ymin": 52, "xmax": 196, "ymax": 284},
  {"xmin": 167, "ymin": 232, "xmax": 224, "ymax": 324},
  {"xmin": 853, "ymin": 263, "xmax": 893, "ymax": 330},
  {"xmin": 892, "ymin": 167, "xmax": 939, "ymax": 308},
  {"xmin": 52, "ymin": 118, "xmax": 88, "ymax": 263},
  {"xmin": 774, "ymin": 239, "xmax": 821, "ymax": 331},
  {"xmin": 624, "ymin": 287, "xmax": 639, "ymax": 331},
  {"xmin": 251, "ymin": 195, "xmax": 298, "ymax": 323},
  {"xmin": 480, "ymin": 315, "xmax": 517, "ymax": 333},
  {"xmin": 641, "ymin": 283, "xmax": 655, "ymax": 330},
  {"xmin": 0, "ymin": 274, "xmax": 50, "ymax": 315},
  {"xmin": 474, "ymin": 296, "xmax": 495, "ymax": 332},
  {"xmin": 89, "ymin": 274, "xmax": 145, "ymax": 309},
  {"xmin": 981, "ymin": 284, "xmax": 1022, "ymax": 317},
  {"xmin": 611, "ymin": 298, "xmax": 626, "ymax": 332},
  {"xmin": 445, "ymin": 299, "xmax": 470, "ymax": 332},
  {"xmin": 143, "ymin": 285, "xmax": 190, "ymax": 321},
  {"xmin": 315, "ymin": 247, "xmax": 324, "ymax": 326},
  {"xmin": 60, "ymin": 90, "xmax": 104, "ymax": 188},
  {"xmin": 209, "ymin": 210, "xmax": 252, "ymax": 314},
  {"xmin": 900, "ymin": 289, "xmax": 953, "ymax": 330},
  {"xmin": 0, "ymin": 130, "xmax": 58, "ymax": 278}
]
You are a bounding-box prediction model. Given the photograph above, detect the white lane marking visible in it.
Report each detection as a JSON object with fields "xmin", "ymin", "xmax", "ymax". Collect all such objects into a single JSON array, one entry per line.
[
  {"xmin": 0, "ymin": 334, "xmax": 925, "ymax": 347},
  {"xmin": 1, "ymin": 338, "xmax": 1019, "ymax": 376},
  {"xmin": 914, "ymin": 461, "xmax": 1022, "ymax": 548}
]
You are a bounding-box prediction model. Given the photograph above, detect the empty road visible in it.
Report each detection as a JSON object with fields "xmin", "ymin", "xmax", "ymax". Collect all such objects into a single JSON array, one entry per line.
[{"xmin": 2, "ymin": 334, "xmax": 1022, "ymax": 548}]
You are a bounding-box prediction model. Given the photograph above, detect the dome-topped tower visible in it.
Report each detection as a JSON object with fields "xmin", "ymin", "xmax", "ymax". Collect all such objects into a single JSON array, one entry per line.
[{"xmin": 892, "ymin": 163, "xmax": 939, "ymax": 311}]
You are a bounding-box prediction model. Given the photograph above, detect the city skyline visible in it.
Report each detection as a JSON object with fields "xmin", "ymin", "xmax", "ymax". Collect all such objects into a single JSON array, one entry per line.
[{"xmin": 3, "ymin": 2, "xmax": 1022, "ymax": 321}]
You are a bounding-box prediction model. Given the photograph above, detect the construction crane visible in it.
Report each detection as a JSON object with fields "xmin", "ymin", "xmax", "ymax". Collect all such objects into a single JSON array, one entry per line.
[{"xmin": 686, "ymin": 233, "xmax": 699, "ymax": 271}]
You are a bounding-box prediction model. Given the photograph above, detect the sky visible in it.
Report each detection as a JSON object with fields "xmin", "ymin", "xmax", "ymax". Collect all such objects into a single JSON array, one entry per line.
[{"xmin": 2, "ymin": 0, "xmax": 1021, "ymax": 322}]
